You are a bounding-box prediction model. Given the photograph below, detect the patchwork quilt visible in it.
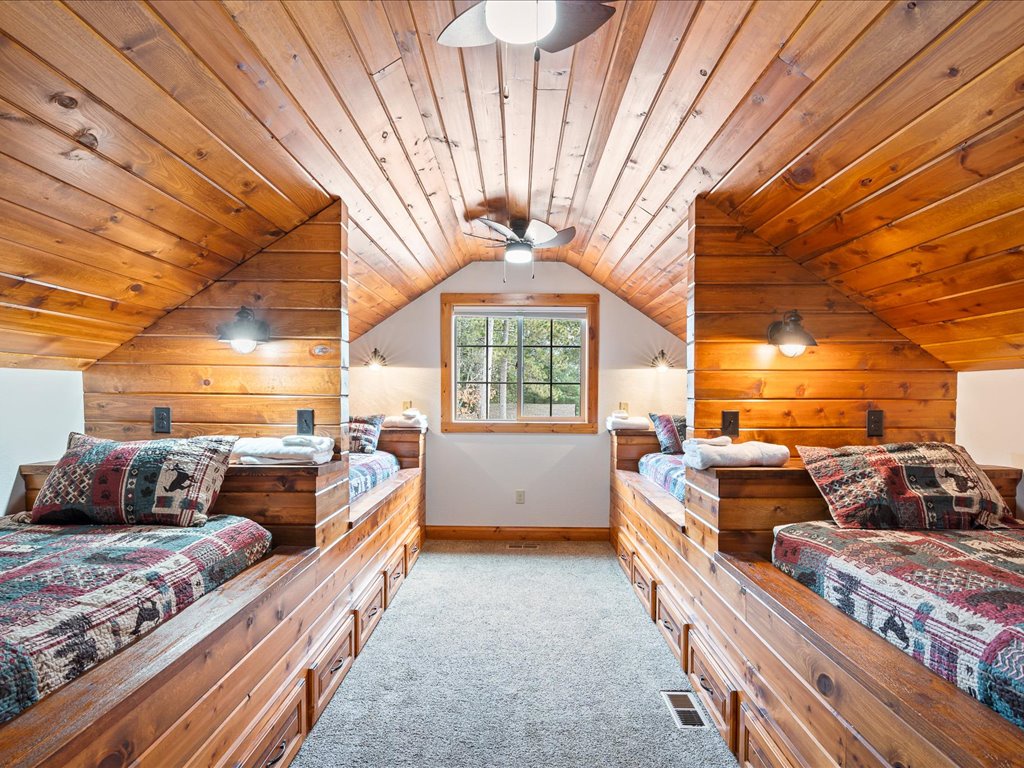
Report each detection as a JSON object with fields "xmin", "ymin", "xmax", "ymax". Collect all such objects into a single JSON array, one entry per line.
[
  {"xmin": 638, "ymin": 452, "xmax": 687, "ymax": 503},
  {"xmin": 773, "ymin": 521, "xmax": 1024, "ymax": 727},
  {"xmin": 0, "ymin": 515, "xmax": 271, "ymax": 723},
  {"xmin": 350, "ymin": 451, "xmax": 401, "ymax": 502}
]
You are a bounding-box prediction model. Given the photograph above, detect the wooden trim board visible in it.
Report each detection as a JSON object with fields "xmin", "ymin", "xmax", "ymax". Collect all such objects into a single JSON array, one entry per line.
[{"xmin": 426, "ymin": 526, "xmax": 610, "ymax": 541}]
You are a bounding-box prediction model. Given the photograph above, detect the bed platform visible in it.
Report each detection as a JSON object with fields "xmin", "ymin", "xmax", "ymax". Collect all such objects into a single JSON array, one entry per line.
[
  {"xmin": 609, "ymin": 429, "xmax": 1024, "ymax": 768},
  {"xmin": 0, "ymin": 428, "xmax": 426, "ymax": 768}
]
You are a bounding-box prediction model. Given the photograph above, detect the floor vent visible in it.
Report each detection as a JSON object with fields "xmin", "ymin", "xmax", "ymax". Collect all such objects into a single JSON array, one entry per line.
[
  {"xmin": 506, "ymin": 543, "xmax": 540, "ymax": 549},
  {"xmin": 661, "ymin": 691, "xmax": 709, "ymax": 729}
]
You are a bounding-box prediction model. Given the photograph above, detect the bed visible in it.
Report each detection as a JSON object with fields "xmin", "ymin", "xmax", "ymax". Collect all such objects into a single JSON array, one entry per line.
[
  {"xmin": 0, "ymin": 514, "xmax": 271, "ymax": 723},
  {"xmin": 350, "ymin": 450, "xmax": 401, "ymax": 502},
  {"xmin": 638, "ymin": 452, "xmax": 687, "ymax": 503},
  {"xmin": 773, "ymin": 520, "xmax": 1024, "ymax": 727}
]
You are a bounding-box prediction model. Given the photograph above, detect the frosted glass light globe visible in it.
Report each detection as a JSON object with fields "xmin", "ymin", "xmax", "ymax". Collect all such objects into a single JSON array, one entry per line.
[
  {"xmin": 485, "ymin": 0, "xmax": 556, "ymax": 45},
  {"xmin": 504, "ymin": 242, "xmax": 534, "ymax": 264},
  {"xmin": 779, "ymin": 343, "xmax": 806, "ymax": 358},
  {"xmin": 230, "ymin": 338, "xmax": 259, "ymax": 354}
]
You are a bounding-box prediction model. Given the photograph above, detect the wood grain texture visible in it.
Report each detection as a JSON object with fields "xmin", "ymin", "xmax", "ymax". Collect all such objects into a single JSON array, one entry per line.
[
  {"xmin": 1, "ymin": 1, "xmax": 1020, "ymax": 370},
  {"xmin": 686, "ymin": 198, "xmax": 956, "ymax": 454}
]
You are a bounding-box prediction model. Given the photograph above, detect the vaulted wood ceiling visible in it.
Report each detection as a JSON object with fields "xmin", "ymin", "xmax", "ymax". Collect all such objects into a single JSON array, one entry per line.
[{"xmin": 0, "ymin": 0, "xmax": 1022, "ymax": 371}]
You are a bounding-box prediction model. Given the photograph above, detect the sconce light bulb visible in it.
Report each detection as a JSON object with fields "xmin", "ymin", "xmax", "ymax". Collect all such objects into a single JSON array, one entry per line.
[
  {"xmin": 779, "ymin": 343, "xmax": 806, "ymax": 358},
  {"xmin": 229, "ymin": 338, "xmax": 259, "ymax": 355}
]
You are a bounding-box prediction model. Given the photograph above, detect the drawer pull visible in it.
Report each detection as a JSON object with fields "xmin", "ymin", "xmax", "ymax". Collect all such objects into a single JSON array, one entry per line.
[
  {"xmin": 698, "ymin": 674, "xmax": 715, "ymax": 696},
  {"xmin": 634, "ymin": 580, "xmax": 647, "ymax": 590},
  {"xmin": 619, "ymin": 553, "xmax": 628, "ymax": 562},
  {"xmin": 661, "ymin": 619, "xmax": 675, "ymax": 632},
  {"xmin": 329, "ymin": 655, "xmax": 348, "ymax": 674},
  {"xmin": 391, "ymin": 570, "xmax": 403, "ymax": 581},
  {"xmin": 411, "ymin": 546, "xmax": 420, "ymax": 554},
  {"xmin": 265, "ymin": 738, "xmax": 288, "ymax": 767},
  {"xmin": 367, "ymin": 606, "xmax": 379, "ymax": 619}
]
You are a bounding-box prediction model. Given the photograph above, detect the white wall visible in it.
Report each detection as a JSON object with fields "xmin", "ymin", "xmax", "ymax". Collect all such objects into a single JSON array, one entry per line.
[
  {"xmin": 956, "ymin": 369, "xmax": 1024, "ymax": 510},
  {"xmin": 0, "ymin": 369, "xmax": 85, "ymax": 513},
  {"xmin": 350, "ymin": 262, "xmax": 687, "ymax": 528}
]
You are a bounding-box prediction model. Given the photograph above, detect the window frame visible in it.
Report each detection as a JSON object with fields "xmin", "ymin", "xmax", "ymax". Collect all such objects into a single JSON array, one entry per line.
[{"xmin": 441, "ymin": 293, "xmax": 599, "ymax": 434}]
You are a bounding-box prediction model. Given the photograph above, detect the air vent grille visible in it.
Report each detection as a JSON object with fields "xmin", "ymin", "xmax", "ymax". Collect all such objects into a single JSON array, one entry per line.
[
  {"xmin": 661, "ymin": 691, "xmax": 708, "ymax": 729},
  {"xmin": 506, "ymin": 543, "xmax": 540, "ymax": 549}
]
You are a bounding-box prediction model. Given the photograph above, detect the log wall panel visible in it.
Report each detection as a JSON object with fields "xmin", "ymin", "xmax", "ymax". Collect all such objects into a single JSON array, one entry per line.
[{"xmin": 686, "ymin": 198, "xmax": 957, "ymax": 454}]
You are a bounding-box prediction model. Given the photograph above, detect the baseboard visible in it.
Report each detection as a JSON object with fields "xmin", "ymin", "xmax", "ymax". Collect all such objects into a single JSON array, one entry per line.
[{"xmin": 425, "ymin": 526, "xmax": 611, "ymax": 542}]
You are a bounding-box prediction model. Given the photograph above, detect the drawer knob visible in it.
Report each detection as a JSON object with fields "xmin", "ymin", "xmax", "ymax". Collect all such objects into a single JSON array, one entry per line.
[
  {"xmin": 265, "ymin": 738, "xmax": 288, "ymax": 767},
  {"xmin": 698, "ymin": 674, "xmax": 714, "ymax": 696}
]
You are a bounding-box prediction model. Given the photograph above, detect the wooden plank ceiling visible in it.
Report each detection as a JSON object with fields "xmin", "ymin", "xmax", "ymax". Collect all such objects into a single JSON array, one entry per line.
[{"xmin": 0, "ymin": 0, "xmax": 1021, "ymax": 371}]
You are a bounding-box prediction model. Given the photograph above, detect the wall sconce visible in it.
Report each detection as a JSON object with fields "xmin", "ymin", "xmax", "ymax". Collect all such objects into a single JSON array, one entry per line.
[
  {"xmin": 767, "ymin": 310, "xmax": 817, "ymax": 358},
  {"xmin": 365, "ymin": 347, "xmax": 388, "ymax": 369},
  {"xmin": 651, "ymin": 349, "xmax": 672, "ymax": 370},
  {"xmin": 217, "ymin": 306, "xmax": 269, "ymax": 354}
]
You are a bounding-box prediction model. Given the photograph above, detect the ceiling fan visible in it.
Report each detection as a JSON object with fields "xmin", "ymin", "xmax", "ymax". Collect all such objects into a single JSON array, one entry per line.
[
  {"xmin": 438, "ymin": 1, "xmax": 616, "ymax": 60},
  {"xmin": 470, "ymin": 217, "xmax": 576, "ymax": 280}
]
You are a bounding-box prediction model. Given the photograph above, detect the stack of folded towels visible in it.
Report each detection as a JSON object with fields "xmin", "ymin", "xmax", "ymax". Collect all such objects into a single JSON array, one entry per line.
[
  {"xmin": 231, "ymin": 435, "xmax": 336, "ymax": 465},
  {"xmin": 605, "ymin": 409, "xmax": 650, "ymax": 431},
  {"xmin": 681, "ymin": 436, "xmax": 790, "ymax": 470},
  {"xmin": 383, "ymin": 407, "xmax": 428, "ymax": 430}
]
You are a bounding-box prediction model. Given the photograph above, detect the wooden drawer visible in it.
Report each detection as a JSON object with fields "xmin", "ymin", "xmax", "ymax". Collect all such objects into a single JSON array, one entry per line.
[
  {"xmin": 228, "ymin": 678, "xmax": 306, "ymax": 768},
  {"xmin": 687, "ymin": 631, "xmax": 738, "ymax": 750},
  {"xmin": 614, "ymin": 529, "xmax": 633, "ymax": 578},
  {"xmin": 354, "ymin": 573, "xmax": 386, "ymax": 655},
  {"xmin": 405, "ymin": 526, "xmax": 423, "ymax": 573},
  {"xmin": 630, "ymin": 552, "xmax": 656, "ymax": 619},
  {"xmin": 654, "ymin": 587, "xmax": 687, "ymax": 663},
  {"xmin": 306, "ymin": 613, "xmax": 355, "ymax": 727},
  {"xmin": 383, "ymin": 547, "xmax": 405, "ymax": 608},
  {"xmin": 737, "ymin": 703, "xmax": 799, "ymax": 768}
]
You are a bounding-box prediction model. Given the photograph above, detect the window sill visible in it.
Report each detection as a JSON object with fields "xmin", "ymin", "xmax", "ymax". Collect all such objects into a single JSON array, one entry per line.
[{"xmin": 441, "ymin": 420, "xmax": 598, "ymax": 435}]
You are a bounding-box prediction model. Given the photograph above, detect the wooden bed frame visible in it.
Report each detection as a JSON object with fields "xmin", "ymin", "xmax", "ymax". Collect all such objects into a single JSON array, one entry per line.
[
  {"xmin": 0, "ymin": 428, "xmax": 426, "ymax": 768},
  {"xmin": 610, "ymin": 429, "xmax": 1024, "ymax": 768}
]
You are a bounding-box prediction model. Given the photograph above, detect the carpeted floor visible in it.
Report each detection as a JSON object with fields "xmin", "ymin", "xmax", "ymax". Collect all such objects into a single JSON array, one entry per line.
[{"xmin": 293, "ymin": 540, "xmax": 738, "ymax": 768}]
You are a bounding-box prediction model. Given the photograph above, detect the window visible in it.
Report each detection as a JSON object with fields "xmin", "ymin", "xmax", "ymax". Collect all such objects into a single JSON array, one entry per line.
[{"xmin": 441, "ymin": 294, "xmax": 599, "ymax": 433}]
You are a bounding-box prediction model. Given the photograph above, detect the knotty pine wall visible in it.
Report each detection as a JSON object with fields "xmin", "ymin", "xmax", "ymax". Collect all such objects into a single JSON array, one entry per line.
[
  {"xmin": 83, "ymin": 200, "xmax": 349, "ymax": 449},
  {"xmin": 685, "ymin": 198, "xmax": 956, "ymax": 454}
]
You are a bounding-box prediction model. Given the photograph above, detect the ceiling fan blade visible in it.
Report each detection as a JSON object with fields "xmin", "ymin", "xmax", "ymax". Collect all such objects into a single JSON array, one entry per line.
[
  {"xmin": 466, "ymin": 232, "xmax": 507, "ymax": 244},
  {"xmin": 537, "ymin": 2, "xmax": 615, "ymax": 54},
  {"xmin": 476, "ymin": 217, "xmax": 517, "ymax": 240},
  {"xmin": 524, "ymin": 218, "xmax": 557, "ymax": 244},
  {"xmin": 437, "ymin": 2, "xmax": 495, "ymax": 48},
  {"xmin": 533, "ymin": 226, "xmax": 576, "ymax": 249}
]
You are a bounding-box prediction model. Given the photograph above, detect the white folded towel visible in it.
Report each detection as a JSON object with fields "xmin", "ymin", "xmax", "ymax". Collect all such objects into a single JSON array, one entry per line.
[
  {"xmin": 402, "ymin": 407, "xmax": 423, "ymax": 418},
  {"xmin": 610, "ymin": 409, "xmax": 629, "ymax": 419},
  {"xmin": 683, "ymin": 440, "xmax": 790, "ymax": 471},
  {"xmin": 281, "ymin": 434, "xmax": 335, "ymax": 452},
  {"xmin": 606, "ymin": 416, "xmax": 651, "ymax": 431},
  {"xmin": 383, "ymin": 414, "xmax": 428, "ymax": 429},
  {"xmin": 238, "ymin": 451, "xmax": 334, "ymax": 466},
  {"xmin": 231, "ymin": 437, "xmax": 335, "ymax": 465},
  {"xmin": 682, "ymin": 436, "xmax": 732, "ymax": 448}
]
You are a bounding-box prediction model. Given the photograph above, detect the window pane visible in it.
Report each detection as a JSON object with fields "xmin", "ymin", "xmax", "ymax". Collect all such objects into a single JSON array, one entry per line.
[
  {"xmin": 523, "ymin": 383, "xmax": 551, "ymax": 417},
  {"xmin": 456, "ymin": 346, "xmax": 486, "ymax": 383},
  {"xmin": 488, "ymin": 346, "xmax": 518, "ymax": 383},
  {"xmin": 523, "ymin": 317, "xmax": 551, "ymax": 345},
  {"xmin": 552, "ymin": 347, "xmax": 580, "ymax": 383},
  {"xmin": 523, "ymin": 347, "xmax": 551, "ymax": 383},
  {"xmin": 552, "ymin": 384, "xmax": 581, "ymax": 417},
  {"xmin": 552, "ymin": 318, "xmax": 582, "ymax": 346},
  {"xmin": 488, "ymin": 317, "xmax": 518, "ymax": 346},
  {"xmin": 456, "ymin": 382, "xmax": 485, "ymax": 420},
  {"xmin": 487, "ymin": 383, "xmax": 518, "ymax": 420},
  {"xmin": 456, "ymin": 316, "xmax": 486, "ymax": 345}
]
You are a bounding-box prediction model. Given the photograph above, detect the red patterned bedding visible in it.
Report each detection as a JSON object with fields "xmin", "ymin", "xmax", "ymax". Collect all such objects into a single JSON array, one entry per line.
[
  {"xmin": 0, "ymin": 515, "xmax": 271, "ymax": 723},
  {"xmin": 773, "ymin": 521, "xmax": 1024, "ymax": 727}
]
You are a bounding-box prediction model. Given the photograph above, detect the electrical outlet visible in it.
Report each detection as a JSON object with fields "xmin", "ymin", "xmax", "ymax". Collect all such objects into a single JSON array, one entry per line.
[
  {"xmin": 152, "ymin": 407, "xmax": 171, "ymax": 434},
  {"xmin": 867, "ymin": 409, "xmax": 885, "ymax": 438},
  {"xmin": 515, "ymin": 489, "xmax": 525, "ymax": 504},
  {"xmin": 618, "ymin": 401, "xmax": 629, "ymax": 412},
  {"xmin": 297, "ymin": 409, "xmax": 315, "ymax": 435},
  {"xmin": 402, "ymin": 400, "xmax": 413, "ymax": 410},
  {"xmin": 721, "ymin": 410, "xmax": 740, "ymax": 438}
]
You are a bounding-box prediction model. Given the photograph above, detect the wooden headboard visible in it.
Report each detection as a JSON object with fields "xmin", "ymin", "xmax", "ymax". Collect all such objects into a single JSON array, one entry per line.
[{"xmin": 376, "ymin": 428, "xmax": 426, "ymax": 470}]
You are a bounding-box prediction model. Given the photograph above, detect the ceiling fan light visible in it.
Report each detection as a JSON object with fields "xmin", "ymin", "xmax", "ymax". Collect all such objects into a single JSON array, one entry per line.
[
  {"xmin": 485, "ymin": 0, "xmax": 556, "ymax": 45},
  {"xmin": 504, "ymin": 241, "xmax": 534, "ymax": 264}
]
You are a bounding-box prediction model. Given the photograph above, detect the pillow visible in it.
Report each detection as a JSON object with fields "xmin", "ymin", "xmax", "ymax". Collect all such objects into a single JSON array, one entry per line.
[
  {"xmin": 649, "ymin": 414, "xmax": 687, "ymax": 454},
  {"xmin": 350, "ymin": 415, "xmax": 385, "ymax": 454},
  {"xmin": 31, "ymin": 433, "xmax": 237, "ymax": 527},
  {"xmin": 797, "ymin": 442, "xmax": 1014, "ymax": 530}
]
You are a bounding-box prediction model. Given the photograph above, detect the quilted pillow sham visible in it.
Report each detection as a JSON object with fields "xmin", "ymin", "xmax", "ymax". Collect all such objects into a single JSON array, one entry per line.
[
  {"xmin": 649, "ymin": 413, "xmax": 687, "ymax": 454},
  {"xmin": 31, "ymin": 433, "xmax": 237, "ymax": 527},
  {"xmin": 797, "ymin": 442, "xmax": 1014, "ymax": 530},
  {"xmin": 349, "ymin": 414, "xmax": 385, "ymax": 454}
]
